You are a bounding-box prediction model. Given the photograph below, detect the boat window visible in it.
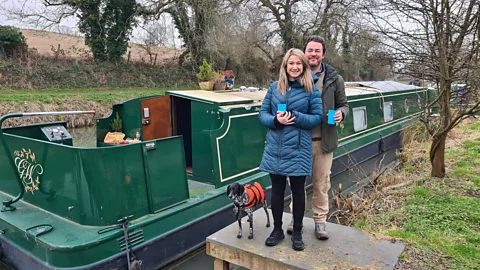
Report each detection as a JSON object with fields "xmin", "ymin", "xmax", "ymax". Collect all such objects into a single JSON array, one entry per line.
[
  {"xmin": 353, "ymin": 107, "xmax": 367, "ymax": 131},
  {"xmin": 383, "ymin": 102, "xmax": 393, "ymax": 122}
]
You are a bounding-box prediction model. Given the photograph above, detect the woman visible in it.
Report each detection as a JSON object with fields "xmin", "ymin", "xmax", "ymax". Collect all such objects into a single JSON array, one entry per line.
[{"xmin": 259, "ymin": 48, "xmax": 323, "ymax": 251}]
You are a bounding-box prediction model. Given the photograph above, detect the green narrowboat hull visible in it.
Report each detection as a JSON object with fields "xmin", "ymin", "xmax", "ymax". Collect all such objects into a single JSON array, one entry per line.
[{"xmin": 0, "ymin": 82, "xmax": 434, "ymax": 269}]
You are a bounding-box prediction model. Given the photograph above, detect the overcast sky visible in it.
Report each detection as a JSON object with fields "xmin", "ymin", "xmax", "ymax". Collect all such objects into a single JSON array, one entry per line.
[
  {"xmin": 1, "ymin": 0, "xmax": 78, "ymax": 32},
  {"xmin": 0, "ymin": 0, "xmax": 181, "ymax": 47}
]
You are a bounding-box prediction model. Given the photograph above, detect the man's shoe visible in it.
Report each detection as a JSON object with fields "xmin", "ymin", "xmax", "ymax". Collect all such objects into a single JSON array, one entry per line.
[
  {"xmin": 265, "ymin": 229, "xmax": 285, "ymax": 246},
  {"xmin": 287, "ymin": 219, "xmax": 294, "ymax": 235},
  {"xmin": 287, "ymin": 219, "xmax": 303, "ymax": 235},
  {"xmin": 315, "ymin": 222, "xmax": 329, "ymax": 240},
  {"xmin": 291, "ymin": 231, "xmax": 304, "ymax": 251}
]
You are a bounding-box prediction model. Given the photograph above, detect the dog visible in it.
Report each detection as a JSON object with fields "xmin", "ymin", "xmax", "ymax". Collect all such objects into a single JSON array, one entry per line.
[{"xmin": 226, "ymin": 182, "xmax": 271, "ymax": 239}]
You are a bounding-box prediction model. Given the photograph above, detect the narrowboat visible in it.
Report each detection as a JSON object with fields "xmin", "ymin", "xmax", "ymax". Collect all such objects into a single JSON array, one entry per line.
[{"xmin": 0, "ymin": 81, "xmax": 432, "ymax": 270}]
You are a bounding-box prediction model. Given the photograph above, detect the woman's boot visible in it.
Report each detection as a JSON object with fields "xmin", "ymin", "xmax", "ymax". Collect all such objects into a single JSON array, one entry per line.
[
  {"xmin": 291, "ymin": 230, "xmax": 304, "ymax": 251},
  {"xmin": 265, "ymin": 228, "xmax": 285, "ymax": 246}
]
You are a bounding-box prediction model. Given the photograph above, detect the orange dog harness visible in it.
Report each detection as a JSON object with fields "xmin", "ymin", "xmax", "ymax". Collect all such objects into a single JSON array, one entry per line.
[{"xmin": 244, "ymin": 182, "xmax": 265, "ymax": 208}]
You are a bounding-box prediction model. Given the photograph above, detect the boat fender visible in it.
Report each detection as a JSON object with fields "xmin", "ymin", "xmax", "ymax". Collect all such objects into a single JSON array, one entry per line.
[
  {"xmin": 379, "ymin": 135, "xmax": 386, "ymax": 153},
  {"xmin": 130, "ymin": 260, "xmax": 142, "ymax": 270}
]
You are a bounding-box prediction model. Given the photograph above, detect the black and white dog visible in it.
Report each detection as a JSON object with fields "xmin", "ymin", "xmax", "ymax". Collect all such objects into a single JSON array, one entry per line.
[{"xmin": 226, "ymin": 182, "xmax": 270, "ymax": 239}]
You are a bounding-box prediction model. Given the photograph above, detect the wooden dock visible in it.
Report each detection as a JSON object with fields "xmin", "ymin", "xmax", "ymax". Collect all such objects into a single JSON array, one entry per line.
[{"xmin": 206, "ymin": 209, "xmax": 404, "ymax": 270}]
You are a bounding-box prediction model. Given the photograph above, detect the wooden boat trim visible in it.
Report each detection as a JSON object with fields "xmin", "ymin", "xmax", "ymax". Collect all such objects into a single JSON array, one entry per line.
[{"xmin": 168, "ymin": 90, "xmax": 253, "ymax": 105}]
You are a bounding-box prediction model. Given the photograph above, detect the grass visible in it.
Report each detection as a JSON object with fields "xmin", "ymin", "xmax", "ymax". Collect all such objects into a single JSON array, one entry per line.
[
  {"xmin": 352, "ymin": 119, "xmax": 480, "ymax": 269},
  {"xmin": 0, "ymin": 90, "xmax": 171, "ymax": 104},
  {"xmin": 0, "ymin": 86, "xmax": 199, "ymax": 128},
  {"xmin": 0, "ymin": 85, "xmax": 199, "ymax": 103},
  {"xmin": 402, "ymin": 120, "xmax": 431, "ymax": 145},
  {"xmin": 386, "ymin": 193, "xmax": 480, "ymax": 269},
  {"xmin": 0, "ymin": 85, "xmax": 197, "ymax": 94}
]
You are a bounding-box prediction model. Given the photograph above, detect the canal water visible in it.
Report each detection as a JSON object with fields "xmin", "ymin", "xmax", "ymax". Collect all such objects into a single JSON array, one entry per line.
[{"xmin": 69, "ymin": 126, "xmax": 397, "ymax": 270}]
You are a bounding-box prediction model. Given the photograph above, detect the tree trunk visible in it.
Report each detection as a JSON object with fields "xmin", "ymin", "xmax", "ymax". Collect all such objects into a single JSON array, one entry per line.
[
  {"xmin": 430, "ymin": 135, "xmax": 446, "ymax": 178},
  {"xmin": 429, "ymin": 75, "xmax": 451, "ymax": 178}
]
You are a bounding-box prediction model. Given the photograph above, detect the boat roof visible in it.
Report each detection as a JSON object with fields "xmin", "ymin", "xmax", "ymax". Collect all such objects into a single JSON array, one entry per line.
[
  {"xmin": 345, "ymin": 81, "xmax": 422, "ymax": 97},
  {"xmin": 168, "ymin": 90, "xmax": 254, "ymax": 105},
  {"xmin": 345, "ymin": 81, "xmax": 421, "ymax": 91},
  {"xmin": 168, "ymin": 81, "xmax": 420, "ymax": 108}
]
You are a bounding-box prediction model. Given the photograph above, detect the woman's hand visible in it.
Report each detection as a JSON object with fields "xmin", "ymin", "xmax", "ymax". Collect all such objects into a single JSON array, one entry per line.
[{"xmin": 277, "ymin": 111, "xmax": 296, "ymax": 125}]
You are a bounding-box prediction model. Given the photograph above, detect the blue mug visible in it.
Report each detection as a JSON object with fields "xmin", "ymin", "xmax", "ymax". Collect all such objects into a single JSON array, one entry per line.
[
  {"xmin": 328, "ymin": 110, "xmax": 336, "ymax": 125},
  {"xmin": 278, "ymin": 104, "xmax": 287, "ymax": 112}
]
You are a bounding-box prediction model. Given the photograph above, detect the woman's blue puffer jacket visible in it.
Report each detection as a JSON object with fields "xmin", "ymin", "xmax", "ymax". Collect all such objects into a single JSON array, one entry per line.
[{"xmin": 259, "ymin": 78, "xmax": 323, "ymax": 176}]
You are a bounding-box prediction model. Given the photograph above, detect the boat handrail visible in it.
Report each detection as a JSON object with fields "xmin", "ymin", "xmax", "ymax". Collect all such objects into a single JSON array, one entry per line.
[
  {"xmin": 0, "ymin": 111, "xmax": 95, "ymax": 212},
  {"xmin": 21, "ymin": 111, "xmax": 96, "ymax": 117}
]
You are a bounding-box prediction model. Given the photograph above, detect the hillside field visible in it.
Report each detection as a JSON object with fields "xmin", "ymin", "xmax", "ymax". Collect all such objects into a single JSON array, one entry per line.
[{"xmin": 20, "ymin": 28, "xmax": 182, "ymax": 65}]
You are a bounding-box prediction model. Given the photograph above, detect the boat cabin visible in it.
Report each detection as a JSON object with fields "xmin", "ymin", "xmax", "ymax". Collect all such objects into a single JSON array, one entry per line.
[{"xmin": 0, "ymin": 82, "xmax": 432, "ymax": 228}]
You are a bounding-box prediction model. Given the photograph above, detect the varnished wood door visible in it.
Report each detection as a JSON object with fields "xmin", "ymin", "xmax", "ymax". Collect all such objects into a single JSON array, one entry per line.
[{"xmin": 141, "ymin": 96, "xmax": 171, "ymax": 141}]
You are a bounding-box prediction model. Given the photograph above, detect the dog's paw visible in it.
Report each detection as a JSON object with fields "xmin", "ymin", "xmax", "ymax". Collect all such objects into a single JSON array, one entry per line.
[
  {"xmin": 248, "ymin": 234, "xmax": 253, "ymax": 239},
  {"xmin": 237, "ymin": 234, "xmax": 242, "ymax": 239},
  {"xmin": 266, "ymin": 223, "xmax": 271, "ymax": 228}
]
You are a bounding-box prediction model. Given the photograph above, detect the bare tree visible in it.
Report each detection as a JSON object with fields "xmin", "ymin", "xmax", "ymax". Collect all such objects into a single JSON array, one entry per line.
[
  {"xmin": 4, "ymin": 0, "xmax": 141, "ymax": 62},
  {"xmin": 137, "ymin": 15, "xmax": 173, "ymax": 65},
  {"xmin": 364, "ymin": 0, "xmax": 480, "ymax": 177},
  {"xmin": 227, "ymin": 0, "xmax": 353, "ymax": 53},
  {"xmin": 157, "ymin": 0, "xmax": 220, "ymax": 68}
]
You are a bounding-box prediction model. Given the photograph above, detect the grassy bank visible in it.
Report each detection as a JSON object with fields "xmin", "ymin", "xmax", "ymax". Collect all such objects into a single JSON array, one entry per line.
[
  {"xmin": 0, "ymin": 88, "xmax": 184, "ymax": 128},
  {"xmin": 0, "ymin": 58, "xmax": 197, "ymax": 90},
  {"xmin": 0, "ymin": 85, "xmax": 196, "ymax": 94},
  {"xmin": 0, "ymin": 91, "xmax": 164, "ymax": 103},
  {"xmin": 345, "ymin": 119, "xmax": 479, "ymax": 269}
]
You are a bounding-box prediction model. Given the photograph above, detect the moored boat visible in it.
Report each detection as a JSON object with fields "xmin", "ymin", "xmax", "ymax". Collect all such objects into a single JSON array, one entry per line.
[{"xmin": 0, "ymin": 81, "xmax": 432, "ymax": 269}]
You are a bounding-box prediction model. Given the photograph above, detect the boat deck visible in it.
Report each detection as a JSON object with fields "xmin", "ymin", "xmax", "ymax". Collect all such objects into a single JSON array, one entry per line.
[
  {"xmin": 188, "ymin": 180, "xmax": 216, "ymax": 197},
  {"xmin": 206, "ymin": 209, "xmax": 405, "ymax": 270}
]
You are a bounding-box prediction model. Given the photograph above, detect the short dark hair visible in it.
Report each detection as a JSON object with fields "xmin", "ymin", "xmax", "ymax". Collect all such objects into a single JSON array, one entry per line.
[{"xmin": 304, "ymin": 36, "xmax": 326, "ymax": 55}]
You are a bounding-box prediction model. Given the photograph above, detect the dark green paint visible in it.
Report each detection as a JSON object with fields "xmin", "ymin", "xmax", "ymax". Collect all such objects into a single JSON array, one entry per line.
[
  {"xmin": 209, "ymin": 109, "xmax": 266, "ymax": 188},
  {"xmin": 0, "ymin": 87, "xmax": 430, "ymax": 269},
  {"xmin": 97, "ymin": 96, "xmax": 162, "ymax": 143},
  {"xmin": 0, "ymin": 171, "xmax": 270, "ymax": 268},
  {"xmin": 190, "ymin": 102, "xmax": 223, "ymax": 183},
  {"xmin": 143, "ymin": 137, "xmax": 189, "ymax": 213},
  {"xmin": 339, "ymin": 89, "xmax": 428, "ymax": 136},
  {"xmin": 0, "ymin": 133, "xmax": 189, "ymax": 226}
]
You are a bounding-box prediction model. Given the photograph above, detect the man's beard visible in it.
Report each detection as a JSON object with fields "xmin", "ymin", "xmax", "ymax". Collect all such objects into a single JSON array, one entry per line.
[{"xmin": 309, "ymin": 59, "xmax": 321, "ymax": 69}]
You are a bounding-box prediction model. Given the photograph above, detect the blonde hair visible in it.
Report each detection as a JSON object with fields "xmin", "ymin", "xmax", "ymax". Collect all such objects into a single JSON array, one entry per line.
[{"xmin": 277, "ymin": 48, "xmax": 314, "ymax": 95}]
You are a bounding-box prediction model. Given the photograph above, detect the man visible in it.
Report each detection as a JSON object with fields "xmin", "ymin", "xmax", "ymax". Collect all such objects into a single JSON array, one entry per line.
[{"xmin": 287, "ymin": 36, "xmax": 349, "ymax": 240}]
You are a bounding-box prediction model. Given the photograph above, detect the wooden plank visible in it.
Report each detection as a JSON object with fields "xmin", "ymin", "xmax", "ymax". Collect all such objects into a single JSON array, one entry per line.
[
  {"xmin": 206, "ymin": 209, "xmax": 404, "ymax": 270},
  {"xmin": 168, "ymin": 90, "xmax": 253, "ymax": 105},
  {"xmin": 207, "ymin": 241, "xmax": 295, "ymax": 270},
  {"xmin": 213, "ymin": 258, "xmax": 229, "ymax": 270},
  {"xmin": 227, "ymin": 91, "xmax": 267, "ymax": 102}
]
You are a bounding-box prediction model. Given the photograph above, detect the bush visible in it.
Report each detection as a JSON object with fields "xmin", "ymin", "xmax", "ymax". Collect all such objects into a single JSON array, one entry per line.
[
  {"xmin": 196, "ymin": 58, "xmax": 213, "ymax": 81},
  {"xmin": 0, "ymin": 26, "xmax": 28, "ymax": 58},
  {"xmin": 0, "ymin": 56, "xmax": 197, "ymax": 90}
]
